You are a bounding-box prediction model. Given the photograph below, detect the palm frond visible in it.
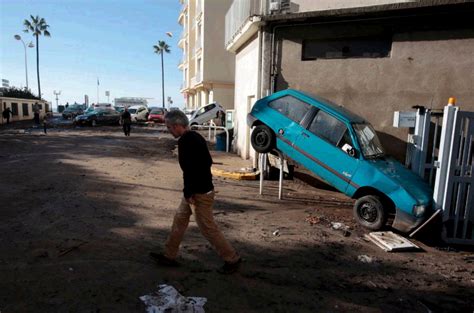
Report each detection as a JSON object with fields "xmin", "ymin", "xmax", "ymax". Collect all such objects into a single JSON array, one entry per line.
[{"xmin": 43, "ymin": 30, "xmax": 51, "ymax": 37}]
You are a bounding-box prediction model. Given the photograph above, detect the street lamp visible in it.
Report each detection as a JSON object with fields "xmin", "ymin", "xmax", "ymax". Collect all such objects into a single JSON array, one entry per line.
[
  {"xmin": 14, "ymin": 34, "xmax": 34, "ymax": 90},
  {"xmin": 53, "ymin": 90, "xmax": 61, "ymax": 112}
]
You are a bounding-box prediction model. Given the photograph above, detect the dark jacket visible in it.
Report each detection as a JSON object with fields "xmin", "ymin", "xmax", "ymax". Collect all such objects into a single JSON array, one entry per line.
[
  {"xmin": 178, "ymin": 130, "xmax": 213, "ymax": 198},
  {"xmin": 121, "ymin": 111, "xmax": 131, "ymax": 123}
]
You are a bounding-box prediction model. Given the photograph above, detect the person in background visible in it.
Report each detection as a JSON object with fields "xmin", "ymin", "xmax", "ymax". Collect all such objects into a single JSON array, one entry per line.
[
  {"xmin": 42, "ymin": 114, "xmax": 48, "ymax": 134},
  {"xmin": 150, "ymin": 110, "xmax": 241, "ymax": 274},
  {"xmin": 2, "ymin": 107, "xmax": 12, "ymax": 124},
  {"xmin": 121, "ymin": 107, "xmax": 131, "ymax": 136}
]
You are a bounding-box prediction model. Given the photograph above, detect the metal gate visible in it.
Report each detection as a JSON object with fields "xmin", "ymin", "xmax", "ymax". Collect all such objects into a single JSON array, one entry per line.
[{"xmin": 433, "ymin": 105, "xmax": 474, "ymax": 244}]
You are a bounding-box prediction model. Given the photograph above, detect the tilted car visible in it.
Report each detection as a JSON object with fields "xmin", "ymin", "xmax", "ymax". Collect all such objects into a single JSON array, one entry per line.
[
  {"xmin": 128, "ymin": 105, "xmax": 149, "ymax": 122},
  {"xmin": 62, "ymin": 104, "xmax": 84, "ymax": 119},
  {"xmin": 74, "ymin": 109, "xmax": 121, "ymax": 126},
  {"xmin": 189, "ymin": 102, "xmax": 224, "ymax": 126},
  {"xmin": 247, "ymin": 89, "xmax": 433, "ymax": 233}
]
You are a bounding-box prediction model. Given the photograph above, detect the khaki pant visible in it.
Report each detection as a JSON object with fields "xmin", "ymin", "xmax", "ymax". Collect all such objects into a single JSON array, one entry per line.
[{"xmin": 164, "ymin": 191, "xmax": 239, "ymax": 263}]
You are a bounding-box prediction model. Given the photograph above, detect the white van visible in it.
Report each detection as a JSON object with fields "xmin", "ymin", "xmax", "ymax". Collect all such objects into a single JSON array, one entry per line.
[
  {"xmin": 189, "ymin": 102, "xmax": 224, "ymax": 126},
  {"xmin": 128, "ymin": 105, "xmax": 149, "ymax": 122}
]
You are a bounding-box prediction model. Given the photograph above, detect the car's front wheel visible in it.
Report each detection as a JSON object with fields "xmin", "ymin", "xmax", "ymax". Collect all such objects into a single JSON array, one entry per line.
[
  {"xmin": 91, "ymin": 119, "xmax": 97, "ymax": 127},
  {"xmin": 353, "ymin": 195, "xmax": 387, "ymax": 230},
  {"xmin": 251, "ymin": 124, "xmax": 275, "ymax": 153}
]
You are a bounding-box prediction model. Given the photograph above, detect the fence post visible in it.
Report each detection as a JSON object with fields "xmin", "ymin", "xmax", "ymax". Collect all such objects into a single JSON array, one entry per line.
[{"xmin": 433, "ymin": 101, "xmax": 458, "ymax": 210}]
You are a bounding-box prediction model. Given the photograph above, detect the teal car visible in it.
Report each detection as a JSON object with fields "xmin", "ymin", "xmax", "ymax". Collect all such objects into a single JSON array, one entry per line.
[{"xmin": 247, "ymin": 89, "xmax": 433, "ymax": 232}]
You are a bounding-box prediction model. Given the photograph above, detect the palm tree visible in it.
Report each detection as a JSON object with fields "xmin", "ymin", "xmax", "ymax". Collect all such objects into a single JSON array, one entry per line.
[
  {"xmin": 23, "ymin": 15, "xmax": 51, "ymax": 99},
  {"xmin": 153, "ymin": 41, "xmax": 171, "ymax": 109}
]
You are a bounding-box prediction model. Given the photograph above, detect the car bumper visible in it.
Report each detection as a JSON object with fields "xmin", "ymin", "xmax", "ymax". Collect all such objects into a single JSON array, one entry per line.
[
  {"xmin": 392, "ymin": 208, "xmax": 428, "ymax": 233},
  {"xmin": 247, "ymin": 113, "xmax": 257, "ymax": 127},
  {"xmin": 75, "ymin": 119, "xmax": 90, "ymax": 125}
]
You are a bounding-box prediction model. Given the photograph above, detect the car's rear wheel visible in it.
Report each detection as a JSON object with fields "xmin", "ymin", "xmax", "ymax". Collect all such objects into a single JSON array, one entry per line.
[
  {"xmin": 251, "ymin": 124, "xmax": 275, "ymax": 153},
  {"xmin": 353, "ymin": 195, "xmax": 387, "ymax": 230},
  {"xmin": 91, "ymin": 119, "xmax": 97, "ymax": 127}
]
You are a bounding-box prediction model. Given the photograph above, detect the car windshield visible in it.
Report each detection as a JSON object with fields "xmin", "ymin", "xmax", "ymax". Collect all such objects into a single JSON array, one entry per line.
[
  {"xmin": 353, "ymin": 123, "xmax": 385, "ymax": 159},
  {"xmin": 128, "ymin": 109, "xmax": 137, "ymax": 114}
]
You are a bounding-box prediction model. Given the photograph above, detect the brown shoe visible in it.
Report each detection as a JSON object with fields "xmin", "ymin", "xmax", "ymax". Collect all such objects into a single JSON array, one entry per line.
[
  {"xmin": 218, "ymin": 258, "xmax": 242, "ymax": 274},
  {"xmin": 149, "ymin": 252, "xmax": 179, "ymax": 267}
]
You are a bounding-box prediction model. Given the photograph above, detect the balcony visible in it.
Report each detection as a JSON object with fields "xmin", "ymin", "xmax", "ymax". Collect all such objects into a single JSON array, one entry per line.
[
  {"xmin": 225, "ymin": 0, "xmax": 263, "ymax": 51},
  {"xmin": 195, "ymin": 0, "xmax": 202, "ymax": 18},
  {"xmin": 178, "ymin": 54, "xmax": 187, "ymax": 68},
  {"xmin": 178, "ymin": 29, "xmax": 187, "ymax": 47},
  {"xmin": 194, "ymin": 37, "xmax": 202, "ymax": 54}
]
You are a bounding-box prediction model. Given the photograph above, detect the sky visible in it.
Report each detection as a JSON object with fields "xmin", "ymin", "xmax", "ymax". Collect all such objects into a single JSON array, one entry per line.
[{"xmin": 0, "ymin": 0, "xmax": 184, "ymax": 109}]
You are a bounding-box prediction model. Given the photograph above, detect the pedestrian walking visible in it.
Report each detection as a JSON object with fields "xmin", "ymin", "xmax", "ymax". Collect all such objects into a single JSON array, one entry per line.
[
  {"xmin": 150, "ymin": 110, "xmax": 241, "ymax": 274},
  {"xmin": 43, "ymin": 114, "xmax": 48, "ymax": 134},
  {"xmin": 2, "ymin": 107, "xmax": 12, "ymax": 124},
  {"xmin": 121, "ymin": 107, "xmax": 131, "ymax": 136}
]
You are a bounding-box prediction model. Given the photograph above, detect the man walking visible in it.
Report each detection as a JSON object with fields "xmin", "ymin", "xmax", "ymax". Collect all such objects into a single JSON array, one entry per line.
[
  {"xmin": 121, "ymin": 107, "xmax": 131, "ymax": 136},
  {"xmin": 2, "ymin": 107, "xmax": 12, "ymax": 124},
  {"xmin": 150, "ymin": 110, "xmax": 241, "ymax": 274}
]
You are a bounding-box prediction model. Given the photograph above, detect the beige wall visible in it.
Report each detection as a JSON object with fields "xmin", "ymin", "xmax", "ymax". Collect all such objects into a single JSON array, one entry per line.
[
  {"xmin": 1, "ymin": 97, "xmax": 49, "ymax": 124},
  {"xmin": 274, "ymin": 25, "xmax": 474, "ymax": 161},
  {"xmin": 287, "ymin": 0, "xmax": 414, "ymax": 13},
  {"xmin": 234, "ymin": 35, "xmax": 260, "ymax": 159},
  {"xmin": 202, "ymin": 0, "xmax": 235, "ymax": 84},
  {"xmin": 211, "ymin": 86, "xmax": 234, "ymax": 110}
]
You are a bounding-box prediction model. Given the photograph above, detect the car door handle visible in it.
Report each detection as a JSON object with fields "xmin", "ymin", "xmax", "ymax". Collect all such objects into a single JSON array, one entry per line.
[{"xmin": 301, "ymin": 132, "xmax": 310, "ymax": 138}]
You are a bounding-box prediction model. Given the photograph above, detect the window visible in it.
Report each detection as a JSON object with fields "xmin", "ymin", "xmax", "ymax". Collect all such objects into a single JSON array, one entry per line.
[
  {"xmin": 38, "ymin": 104, "xmax": 42, "ymax": 110},
  {"xmin": 11, "ymin": 103, "xmax": 18, "ymax": 116},
  {"xmin": 22, "ymin": 103, "xmax": 29, "ymax": 116},
  {"xmin": 303, "ymin": 36, "xmax": 391, "ymax": 60},
  {"xmin": 268, "ymin": 95, "xmax": 311, "ymax": 123},
  {"xmin": 308, "ymin": 110, "xmax": 347, "ymax": 146}
]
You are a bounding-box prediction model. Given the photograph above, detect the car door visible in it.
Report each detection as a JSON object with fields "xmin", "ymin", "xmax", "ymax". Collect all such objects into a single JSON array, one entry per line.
[
  {"xmin": 293, "ymin": 109, "xmax": 360, "ymax": 194},
  {"xmin": 265, "ymin": 95, "xmax": 313, "ymax": 159}
]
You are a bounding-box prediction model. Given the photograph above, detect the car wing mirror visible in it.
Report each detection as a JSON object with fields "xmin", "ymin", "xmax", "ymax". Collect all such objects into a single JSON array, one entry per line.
[{"xmin": 342, "ymin": 143, "xmax": 357, "ymax": 157}]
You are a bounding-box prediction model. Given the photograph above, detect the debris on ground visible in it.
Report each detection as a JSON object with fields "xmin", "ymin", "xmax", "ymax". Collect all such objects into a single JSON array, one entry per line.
[
  {"xmin": 357, "ymin": 255, "xmax": 377, "ymax": 264},
  {"xmin": 330, "ymin": 222, "xmax": 351, "ymax": 237},
  {"xmin": 272, "ymin": 229, "xmax": 280, "ymax": 236},
  {"xmin": 305, "ymin": 215, "xmax": 321, "ymax": 225},
  {"xmin": 140, "ymin": 284, "xmax": 207, "ymax": 313},
  {"xmin": 365, "ymin": 231, "xmax": 420, "ymax": 252}
]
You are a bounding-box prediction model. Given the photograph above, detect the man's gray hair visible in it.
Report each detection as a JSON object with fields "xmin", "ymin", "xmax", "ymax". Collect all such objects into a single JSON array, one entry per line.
[{"xmin": 165, "ymin": 110, "xmax": 189, "ymax": 126}]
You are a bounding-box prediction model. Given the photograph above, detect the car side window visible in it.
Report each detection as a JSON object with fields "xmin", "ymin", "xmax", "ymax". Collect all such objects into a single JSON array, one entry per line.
[
  {"xmin": 308, "ymin": 110, "xmax": 348, "ymax": 147},
  {"xmin": 268, "ymin": 95, "xmax": 311, "ymax": 123}
]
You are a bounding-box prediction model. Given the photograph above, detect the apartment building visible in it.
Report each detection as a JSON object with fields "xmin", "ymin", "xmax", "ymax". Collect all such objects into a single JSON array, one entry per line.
[
  {"xmin": 178, "ymin": 0, "xmax": 235, "ymax": 111},
  {"xmin": 225, "ymin": 0, "xmax": 474, "ymax": 161}
]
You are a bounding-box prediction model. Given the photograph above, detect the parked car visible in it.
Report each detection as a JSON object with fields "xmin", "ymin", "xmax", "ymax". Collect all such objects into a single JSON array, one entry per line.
[
  {"xmin": 184, "ymin": 109, "xmax": 195, "ymax": 121},
  {"xmin": 128, "ymin": 105, "xmax": 149, "ymax": 122},
  {"xmin": 148, "ymin": 108, "xmax": 167, "ymax": 123},
  {"xmin": 74, "ymin": 108, "xmax": 121, "ymax": 126},
  {"xmin": 189, "ymin": 102, "xmax": 224, "ymax": 126},
  {"xmin": 247, "ymin": 89, "xmax": 433, "ymax": 233},
  {"xmin": 114, "ymin": 105, "xmax": 125, "ymax": 113},
  {"xmin": 62, "ymin": 104, "xmax": 84, "ymax": 119}
]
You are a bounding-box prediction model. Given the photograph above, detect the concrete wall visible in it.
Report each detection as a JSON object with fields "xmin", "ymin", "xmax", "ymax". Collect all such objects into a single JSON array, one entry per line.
[
  {"xmin": 273, "ymin": 21, "xmax": 474, "ymax": 161},
  {"xmin": 1, "ymin": 97, "xmax": 49, "ymax": 124},
  {"xmin": 212, "ymin": 86, "xmax": 234, "ymax": 110},
  {"xmin": 203, "ymin": 0, "xmax": 235, "ymax": 83},
  {"xmin": 286, "ymin": 0, "xmax": 414, "ymax": 13},
  {"xmin": 234, "ymin": 35, "xmax": 260, "ymax": 159}
]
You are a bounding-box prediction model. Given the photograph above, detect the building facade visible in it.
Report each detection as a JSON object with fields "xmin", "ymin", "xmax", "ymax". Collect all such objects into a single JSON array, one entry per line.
[
  {"xmin": 178, "ymin": 0, "xmax": 235, "ymax": 110},
  {"xmin": 1, "ymin": 97, "xmax": 49, "ymax": 124},
  {"xmin": 225, "ymin": 0, "xmax": 474, "ymax": 161}
]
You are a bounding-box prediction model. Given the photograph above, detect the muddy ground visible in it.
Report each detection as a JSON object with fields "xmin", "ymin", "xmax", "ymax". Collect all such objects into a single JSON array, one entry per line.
[{"xmin": 0, "ymin": 122, "xmax": 473, "ymax": 312}]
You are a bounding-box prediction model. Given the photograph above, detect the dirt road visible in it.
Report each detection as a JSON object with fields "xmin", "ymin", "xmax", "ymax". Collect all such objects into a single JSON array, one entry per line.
[{"xmin": 0, "ymin": 126, "xmax": 473, "ymax": 312}]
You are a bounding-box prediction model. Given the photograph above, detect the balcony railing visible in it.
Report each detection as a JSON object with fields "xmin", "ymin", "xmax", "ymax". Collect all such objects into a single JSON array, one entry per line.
[{"xmin": 225, "ymin": 0, "xmax": 263, "ymax": 46}]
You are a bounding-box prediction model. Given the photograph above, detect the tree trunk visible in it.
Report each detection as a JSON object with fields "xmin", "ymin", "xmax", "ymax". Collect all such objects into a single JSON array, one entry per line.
[
  {"xmin": 161, "ymin": 52, "xmax": 165, "ymax": 109},
  {"xmin": 36, "ymin": 34, "xmax": 41, "ymax": 99}
]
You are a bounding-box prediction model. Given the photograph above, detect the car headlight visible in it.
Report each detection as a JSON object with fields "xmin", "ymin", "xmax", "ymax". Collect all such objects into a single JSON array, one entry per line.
[{"xmin": 412, "ymin": 205, "xmax": 426, "ymax": 217}]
